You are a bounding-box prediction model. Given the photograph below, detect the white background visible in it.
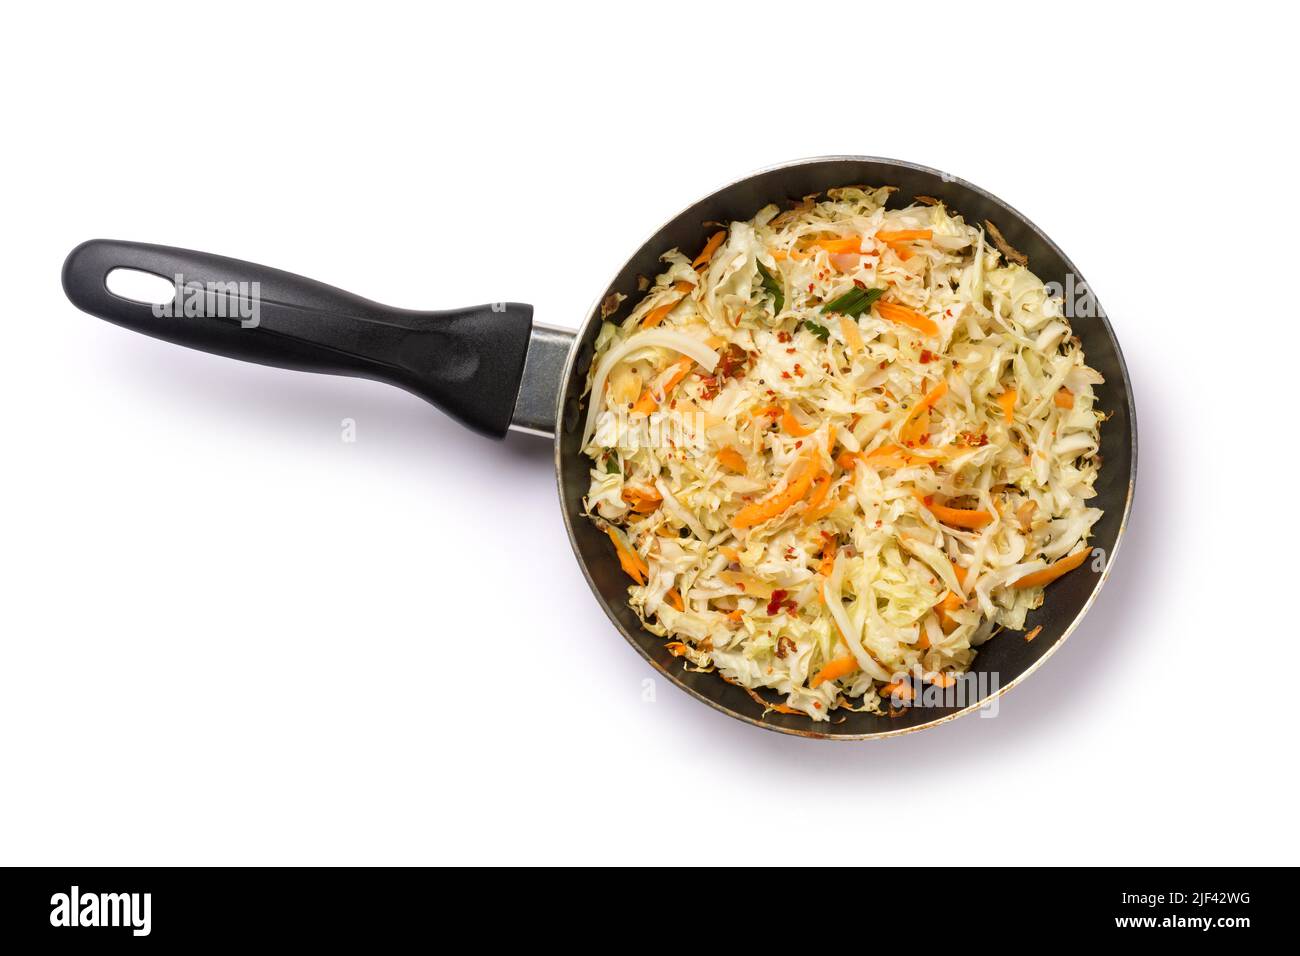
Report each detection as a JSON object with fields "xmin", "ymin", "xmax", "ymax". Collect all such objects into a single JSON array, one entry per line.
[{"xmin": 2, "ymin": 2, "xmax": 1294, "ymax": 866}]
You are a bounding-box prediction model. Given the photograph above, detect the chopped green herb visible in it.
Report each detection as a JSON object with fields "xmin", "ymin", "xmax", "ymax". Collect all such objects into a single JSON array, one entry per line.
[
  {"xmin": 820, "ymin": 289, "xmax": 864, "ymax": 314},
  {"xmin": 821, "ymin": 285, "xmax": 884, "ymax": 318},
  {"xmin": 605, "ymin": 456, "xmax": 620, "ymax": 474},
  {"xmin": 802, "ymin": 320, "xmax": 830, "ymax": 341},
  {"xmin": 756, "ymin": 260, "xmax": 784, "ymax": 315}
]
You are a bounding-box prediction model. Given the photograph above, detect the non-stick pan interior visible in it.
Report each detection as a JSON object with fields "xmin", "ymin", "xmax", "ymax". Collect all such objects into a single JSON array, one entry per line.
[{"xmin": 556, "ymin": 157, "xmax": 1135, "ymax": 739}]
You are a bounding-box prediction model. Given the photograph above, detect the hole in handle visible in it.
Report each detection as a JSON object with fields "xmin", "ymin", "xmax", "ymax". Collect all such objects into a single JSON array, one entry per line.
[{"xmin": 106, "ymin": 268, "xmax": 176, "ymax": 306}]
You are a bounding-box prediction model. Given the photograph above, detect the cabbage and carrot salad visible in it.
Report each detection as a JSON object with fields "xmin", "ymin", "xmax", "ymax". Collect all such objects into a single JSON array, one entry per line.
[{"xmin": 581, "ymin": 187, "xmax": 1103, "ymax": 720}]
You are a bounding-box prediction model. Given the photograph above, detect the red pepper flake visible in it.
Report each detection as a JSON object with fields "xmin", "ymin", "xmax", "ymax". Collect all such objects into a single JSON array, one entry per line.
[
  {"xmin": 807, "ymin": 283, "xmax": 815, "ymax": 292},
  {"xmin": 766, "ymin": 590, "xmax": 787, "ymax": 615},
  {"xmin": 717, "ymin": 344, "xmax": 750, "ymax": 380},
  {"xmin": 794, "ymin": 440, "xmax": 803, "ymax": 448},
  {"xmin": 853, "ymin": 279, "xmax": 866, "ymax": 289},
  {"xmin": 879, "ymin": 360, "xmax": 889, "ymax": 369},
  {"xmin": 781, "ymin": 371, "xmax": 792, "ymax": 380},
  {"xmin": 813, "ymin": 701, "xmax": 822, "ymax": 709},
  {"xmin": 919, "ymin": 349, "xmax": 934, "ymax": 363},
  {"xmin": 786, "ymin": 348, "xmax": 796, "ymax": 354}
]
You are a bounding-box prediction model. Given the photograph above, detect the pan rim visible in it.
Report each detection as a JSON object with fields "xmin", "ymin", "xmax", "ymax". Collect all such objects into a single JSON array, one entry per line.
[{"xmin": 552, "ymin": 154, "xmax": 1138, "ymax": 740}]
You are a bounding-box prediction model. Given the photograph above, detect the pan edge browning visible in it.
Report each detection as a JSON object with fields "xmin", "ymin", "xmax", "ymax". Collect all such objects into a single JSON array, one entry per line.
[{"xmin": 555, "ymin": 156, "xmax": 1137, "ymax": 740}]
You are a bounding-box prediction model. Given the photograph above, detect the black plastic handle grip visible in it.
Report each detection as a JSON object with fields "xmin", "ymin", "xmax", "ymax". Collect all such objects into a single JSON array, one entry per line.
[{"xmin": 61, "ymin": 240, "xmax": 534, "ymax": 437}]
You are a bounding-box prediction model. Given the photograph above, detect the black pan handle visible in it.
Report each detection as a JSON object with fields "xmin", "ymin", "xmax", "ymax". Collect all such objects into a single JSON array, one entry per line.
[{"xmin": 62, "ymin": 239, "xmax": 534, "ymax": 438}]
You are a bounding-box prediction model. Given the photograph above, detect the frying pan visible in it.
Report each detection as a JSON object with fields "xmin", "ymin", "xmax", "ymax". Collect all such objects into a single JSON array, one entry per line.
[{"xmin": 61, "ymin": 156, "xmax": 1136, "ymax": 739}]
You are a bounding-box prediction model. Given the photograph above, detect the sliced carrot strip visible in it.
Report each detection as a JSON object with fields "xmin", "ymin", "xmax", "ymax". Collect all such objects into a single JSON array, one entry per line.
[
  {"xmin": 1024, "ymin": 625, "xmax": 1043, "ymax": 642},
  {"xmin": 781, "ymin": 405, "xmax": 814, "ymax": 437},
  {"xmin": 1054, "ymin": 387, "xmax": 1075, "ymax": 409},
  {"xmin": 621, "ymin": 487, "xmax": 662, "ymax": 514},
  {"xmin": 765, "ymin": 700, "xmax": 804, "ymax": 716},
  {"xmin": 662, "ymin": 358, "xmax": 693, "ymax": 392},
  {"xmin": 641, "ymin": 280, "xmax": 696, "ymax": 329},
  {"xmin": 875, "ymin": 301, "xmax": 939, "ymax": 337},
  {"xmin": 605, "ymin": 527, "xmax": 648, "ymax": 584},
  {"xmin": 631, "ymin": 356, "xmax": 693, "ymax": 414},
  {"xmin": 880, "ymin": 679, "xmax": 915, "ymax": 701},
  {"xmin": 731, "ymin": 456, "xmax": 822, "ymax": 530},
  {"xmin": 812, "ymin": 236, "xmax": 865, "ymax": 255},
  {"xmin": 876, "ymin": 229, "xmax": 933, "ymax": 242},
  {"xmin": 900, "ymin": 380, "xmax": 948, "ymax": 446},
  {"xmin": 692, "ymin": 230, "xmax": 726, "ymax": 269},
  {"xmin": 914, "ymin": 491, "xmax": 993, "ymax": 529},
  {"xmin": 1012, "ymin": 548, "xmax": 1092, "ymax": 589},
  {"xmin": 801, "ymin": 476, "xmax": 835, "ymax": 524},
  {"xmin": 936, "ymin": 591, "xmax": 963, "ymax": 633},
  {"xmin": 817, "ymin": 539, "xmax": 836, "ymax": 576},
  {"xmin": 864, "ymin": 443, "xmax": 911, "ymax": 464},
  {"xmin": 805, "ymin": 475, "xmax": 832, "ymax": 510},
  {"xmin": 665, "ymin": 588, "xmax": 685, "ymax": 612},
  {"xmin": 641, "ymin": 300, "xmax": 677, "ymax": 329},
  {"xmin": 802, "ymin": 492, "xmax": 839, "ymax": 525},
  {"xmin": 997, "ymin": 389, "xmax": 1017, "ymax": 424},
  {"xmin": 866, "ymin": 443, "xmax": 910, "ymax": 459},
  {"xmin": 926, "ymin": 502, "xmax": 993, "ymax": 529},
  {"xmin": 810, "ymin": 654, "xmax": 858, "ymax": 688},
  {"xmin": 716, "ymin": 446, "xmax": 747, "ymax": 475}
]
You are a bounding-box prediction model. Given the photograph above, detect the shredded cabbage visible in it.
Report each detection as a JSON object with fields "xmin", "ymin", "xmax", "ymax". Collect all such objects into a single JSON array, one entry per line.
[{"xmin": 581, "ymin": 187, "xmax": 1104, "ymax": 720}]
